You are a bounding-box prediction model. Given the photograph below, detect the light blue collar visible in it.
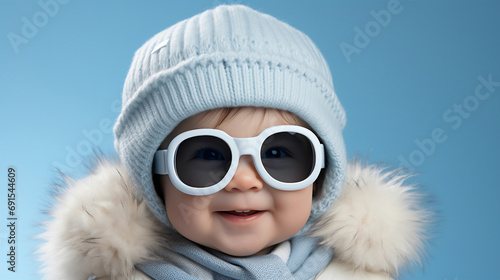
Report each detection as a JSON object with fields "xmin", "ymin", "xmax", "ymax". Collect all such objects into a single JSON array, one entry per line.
[{"xmin": 137, "ymin": 232, "xmax": 332, "ymax": 280}]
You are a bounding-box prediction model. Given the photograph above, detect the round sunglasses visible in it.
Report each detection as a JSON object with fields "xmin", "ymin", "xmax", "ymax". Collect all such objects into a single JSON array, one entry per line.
[{"xmin": 154, "ymin": 125, "xmax": 325, "ymax": 196}]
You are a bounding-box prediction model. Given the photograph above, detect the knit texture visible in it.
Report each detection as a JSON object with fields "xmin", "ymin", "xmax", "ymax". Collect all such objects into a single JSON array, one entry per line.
[
  {"xmin": 113, "ymin": 5, "xmax": 347, "ymax": 230},
  {"xmin": 137, "ymin": 234, "xmax": 333, "ymax": 280}
]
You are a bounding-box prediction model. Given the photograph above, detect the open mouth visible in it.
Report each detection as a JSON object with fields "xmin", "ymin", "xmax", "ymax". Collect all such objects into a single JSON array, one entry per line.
[
  {"xmin": 216, "ymin": 210, "xmax": 266, "ymax": 223},
  {"xmin": 222, "ymin": 210, "xmax": 261, "ymax": 216}
]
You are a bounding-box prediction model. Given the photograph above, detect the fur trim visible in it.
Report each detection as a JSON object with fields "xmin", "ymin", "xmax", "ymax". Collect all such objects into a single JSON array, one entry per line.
[
  {"xmin": 311, "ymin": 161, "xmax": 431, "ymax": 276},
  {"xmin": 38, "ymin": 159, "xmax": 161, "ymax": 280},
  {"xmin": 316, "ymin": 259, "xmax": 392, "ymax": 280},
  {"xmin": 38, "ymin": 160, "xmax": 431, "ymax": 279}
]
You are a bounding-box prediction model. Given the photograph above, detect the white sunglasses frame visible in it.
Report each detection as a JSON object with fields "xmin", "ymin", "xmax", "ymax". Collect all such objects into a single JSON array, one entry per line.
[{"xmin": 154, "ymin": 125, "xmax": 325, "ymax": 196}]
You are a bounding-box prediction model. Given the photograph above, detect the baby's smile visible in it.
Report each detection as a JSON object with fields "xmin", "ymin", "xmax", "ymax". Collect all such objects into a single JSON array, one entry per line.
[{"xmin": 215, "ymin": 210, "xmax": 266, "ymax": 223}]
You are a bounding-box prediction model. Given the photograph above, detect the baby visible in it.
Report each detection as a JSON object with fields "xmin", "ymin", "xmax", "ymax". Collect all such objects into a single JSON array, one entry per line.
[
  {"xmin": 155, "ymin": 108, "xmax": 319, "ymax": 257},
  {"xmin": 40, "ymin": 5, "xmax": 430, "ymax": 280}
]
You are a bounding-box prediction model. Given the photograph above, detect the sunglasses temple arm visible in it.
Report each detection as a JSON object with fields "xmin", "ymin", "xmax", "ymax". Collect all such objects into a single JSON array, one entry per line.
[
  {"xmin": 154, "ymin": 150, "xmax": 169, "ymax": 175},
  {"xmin": 320, "ymin": 144, "xmax": 325, "ymax": 169}
]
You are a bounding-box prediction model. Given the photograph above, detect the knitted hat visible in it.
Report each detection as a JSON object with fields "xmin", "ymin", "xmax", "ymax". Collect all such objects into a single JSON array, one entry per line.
[{"xmin": 113, "ymin": 5, "xmax": 347, "ymax": 230}]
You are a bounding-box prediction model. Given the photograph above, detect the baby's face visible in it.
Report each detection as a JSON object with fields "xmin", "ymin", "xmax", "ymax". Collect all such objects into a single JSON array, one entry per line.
[{"xmin": 158, "ymin": 108, "xmax": 313, "ymax": 256}]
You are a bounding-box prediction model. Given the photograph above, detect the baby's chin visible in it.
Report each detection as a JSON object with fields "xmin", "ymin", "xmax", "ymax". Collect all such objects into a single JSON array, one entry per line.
[
  {"xmin": 218, "ymin": 245, "xmax": 274, "ymax": 257},
  {"xmin": 205, "ymin": 241, "xmax": 277, "ymax": 257}
]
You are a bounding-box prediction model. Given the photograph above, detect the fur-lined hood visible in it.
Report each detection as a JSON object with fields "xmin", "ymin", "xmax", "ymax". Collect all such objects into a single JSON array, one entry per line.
[{"xmin": 38, "ymin": 160, "xmax": 431, "ymax": 279}]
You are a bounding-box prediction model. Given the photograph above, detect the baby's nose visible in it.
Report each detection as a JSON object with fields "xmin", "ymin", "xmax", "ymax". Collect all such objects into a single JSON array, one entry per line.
[{"xmin": 224, "ymin": 156, "xmax": 264, "ymax": 192}]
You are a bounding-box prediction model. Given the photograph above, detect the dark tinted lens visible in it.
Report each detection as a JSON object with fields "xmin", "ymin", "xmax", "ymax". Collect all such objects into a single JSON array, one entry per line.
[
  {"xmin": 175, "ymin": 136, "xmax": 231, "ymax": 187},
  {"xmin": 261, "ymin": 132, "xmax": 314, "ymax": 183}
]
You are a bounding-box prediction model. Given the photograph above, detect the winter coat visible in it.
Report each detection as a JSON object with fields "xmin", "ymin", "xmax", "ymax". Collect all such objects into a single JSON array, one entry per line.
[{"xmin": 38, "ymin": 160, "xmax": 430, "ymax": 280}]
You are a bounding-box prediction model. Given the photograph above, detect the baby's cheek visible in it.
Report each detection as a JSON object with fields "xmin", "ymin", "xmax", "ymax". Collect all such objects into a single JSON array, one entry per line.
[
  {"xmin": 274, "ymin": 186, "xmax": 313, "ymax": 234},
  {"xmin": 164, "ymin": 188, "xmax": 215, "ymax": 245},
  {"xmin": 165, "ymin": 197, "xmax": 185, "ymax": 230},
  {"xmin": 164, "ymin": 184, "xmax": 194, "ymax": 233}
]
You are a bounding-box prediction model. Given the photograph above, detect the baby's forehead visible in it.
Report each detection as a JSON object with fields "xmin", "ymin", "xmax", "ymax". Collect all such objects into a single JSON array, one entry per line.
[
  {"xmin": 185, "ymin": 107, "xmax": 298, "ymax": 132},
  {"xmin": 160, "ymin": 107, "xmax": 305, "ymax": 147}
]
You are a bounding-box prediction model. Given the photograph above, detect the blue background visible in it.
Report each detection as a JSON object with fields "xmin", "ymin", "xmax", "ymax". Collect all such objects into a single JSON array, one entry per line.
[{"xmin": 1, "ymin": 0, "xmax": 499, "ymax": 279}]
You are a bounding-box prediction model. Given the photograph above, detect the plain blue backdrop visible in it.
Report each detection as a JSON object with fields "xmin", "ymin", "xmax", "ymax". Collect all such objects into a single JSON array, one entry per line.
[{"xmin": 1, "ymin": 0, "xmax": 499, "ymax": 279}]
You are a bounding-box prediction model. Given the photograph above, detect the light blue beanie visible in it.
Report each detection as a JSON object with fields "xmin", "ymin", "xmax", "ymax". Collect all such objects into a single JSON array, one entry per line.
[{"xmin": 113, "ymin": 4, "xmax": 347, "ymax": 230}]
